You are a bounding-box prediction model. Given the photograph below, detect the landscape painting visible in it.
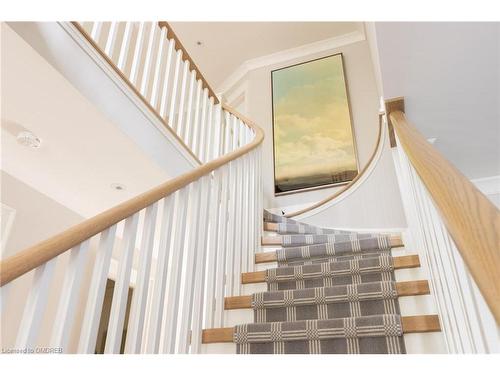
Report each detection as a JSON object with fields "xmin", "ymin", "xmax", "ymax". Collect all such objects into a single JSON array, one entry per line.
[{"xmin": 271, "ymin": 53, "xmax": 359, "ymax": 195}]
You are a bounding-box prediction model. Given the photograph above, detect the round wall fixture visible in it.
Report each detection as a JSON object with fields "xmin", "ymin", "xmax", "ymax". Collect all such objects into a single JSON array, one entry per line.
[
  {"xmin": 17, "ymin": 131, "xmax": 41, "ymax": 148},
  {"xmin": 111, "ymin": 183, "xmax": 126, "ymax": 191}
]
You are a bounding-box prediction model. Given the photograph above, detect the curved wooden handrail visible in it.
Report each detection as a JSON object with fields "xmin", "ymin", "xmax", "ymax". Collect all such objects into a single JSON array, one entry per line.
[
  {"xmin": 158, "ymin": 22, "xmax": 219, "ymax": 104},
  {"xmin": 0, "ymin": 104, "xmax": 264, "ymax": 287},
  {"xmin": 389, "ymin": 109, "xmax": 500, "ymax": 322},
  {"xmin": 285, "ymin": 112, "xmax": 384, "ymax": 218}
]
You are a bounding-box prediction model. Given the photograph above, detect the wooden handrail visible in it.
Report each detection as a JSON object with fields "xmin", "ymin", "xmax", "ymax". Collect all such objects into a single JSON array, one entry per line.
[
  {"xmin": 388, "ymin": 102, "xmax": 500, "ymax": 323},
  {"xmin": 0, "ymin": 104, "xmax": 263, "ymax": 286},
  {"xmin": 285, "ymin": 112, "xmax": 384, "ymax": 218},
  {"xmin": 158, "ymin": 22, "xmax": 219, "ymax": 103}
]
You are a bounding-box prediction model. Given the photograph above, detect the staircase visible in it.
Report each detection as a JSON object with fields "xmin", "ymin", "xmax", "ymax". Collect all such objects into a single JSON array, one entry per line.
[
  {"xmin": 201, "ymin": 211, "xmax": 440, "ymax": 353},
  {"xmin": 1, "ymin": 21, "xmax": 498, "ymax": 354}
]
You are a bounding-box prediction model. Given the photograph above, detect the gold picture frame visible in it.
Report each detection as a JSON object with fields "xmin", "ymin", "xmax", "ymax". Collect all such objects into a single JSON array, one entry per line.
[{"xmin": 271, "ymin": 53, "xmax": 359, "ymax": 196}]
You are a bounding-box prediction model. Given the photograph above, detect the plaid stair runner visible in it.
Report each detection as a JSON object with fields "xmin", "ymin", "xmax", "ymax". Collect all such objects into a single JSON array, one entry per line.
[{"xmin": 234, "ymin": 211, "xmax": 406, "ymax": 354}]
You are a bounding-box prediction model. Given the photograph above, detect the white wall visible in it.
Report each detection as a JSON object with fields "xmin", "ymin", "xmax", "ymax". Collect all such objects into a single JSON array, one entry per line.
[
  {"xmin": 472, "ymin": 175, "xmax": 500, "ymax": 208},
  {"xmin": 224, "ymin": 39, "xmax": 407, "ymax": 229},
  {"xmin": 374, "ymin": 22, "xmax": 500, "ymax": 180}
]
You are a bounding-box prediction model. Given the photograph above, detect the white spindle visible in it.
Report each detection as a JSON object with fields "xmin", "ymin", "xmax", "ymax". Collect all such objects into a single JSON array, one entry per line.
[
  {"xmin": 117, "ymin": 22, "xmax": 134, "ymax": 70},
  {"xmin": 90, "ymin": 22, "xmax": 103, "ymax": 43},
  {"xmin": 174, "ymin": 60, "xmax": 190, "ymax": 135},
  {"xmin": 225, "ymin": 160, "xmax": 238, "ymax": 296},
  {"xmin": 190, "ymin": 176, "xmax": 212, "ymax": 353},
  {"xmin": 50, "ymin": 240, "xmax": 91, "ymax": 351},
  {"xmin": 188, "ymin": 79, "xmax": 203, "ymax": 156},
  {"xmin": 162, "ymin": 187, "xmax": 189, "ymax": 353},
  {"xmin": 177, "ymin": 178, "xmax": 203, "ymax": 353},
  {"xmin": 182, "ymin": 72, "xmax": 197, "ymax": 147},
  {"xmin": 144, "ymin": 196, "xmax": 174, "ymax": 353},
  {"xmin": 129, "ymin": 22, "xmax": 147, "ymax": 85},
  {"xmin": 204, "ymin": 169, "xmax": 222, "ymax": 328},
  {"xmin": 139, "ymin": 23, "xmax": 159, "ymax": 98},
  {"xmin": 149, "ymin": 26, "xmax": 168, "ymax": 109},
  {"xmin": 78, "ymin": 225, "xmax": 117, "ymax": 353},
  {"xmin": 125, "ymin": 203, "xmax": 159, "ymax": 353},
  {"xmin": 232, "ymin": 158, "xmax": 244, "ymax": 295},
  {"xmin": 104, "ymin": 21, "xmax": 119, "ymax": 59},
  {"xmin": 104, "ymin": 213, "xmax": 140, "ymax": 353},
  {"xmin": 15, "ymin": 259, "xmax": 56, "ymax": 349},
  {"xmin": 241, "ymin": 153, "xmax": 250, "ymax": 273},
  {"xmin": 158, "ymin": 39, "xmax": 175, "ymax": 118},
  {"xmin": 214, "ymin": 164, "xmax": 230, "ymax": 327},
  {"xmin": 167, "ymin": 49, "xmax": 183, "ymax": 129},
  {"xmin": 195, "ymin": 88, "xmax": 209, "ymax": 158},
  {"xmin": 203, "ymin": 97, "xmax": 215, "ymax": 163}
]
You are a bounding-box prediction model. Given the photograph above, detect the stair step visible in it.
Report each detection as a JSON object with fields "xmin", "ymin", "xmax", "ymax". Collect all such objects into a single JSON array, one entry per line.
[
  {"xmin": 261, "ymin": 234, "xmax": 404, "ymax": 247},
  {"xmin": 243, "ymin": 255, "xmax": 420, "ymax": 284},
  {"xmin": 201, "ymin": 315, "xmax": 441, "ymax": 343},
  {"xmin": 255, "ymin": 247, "xmax": 417, "ymax": 264},
  {"xmin": 225, "ymin": 280, "xmax": 430, "ymax": 309}
]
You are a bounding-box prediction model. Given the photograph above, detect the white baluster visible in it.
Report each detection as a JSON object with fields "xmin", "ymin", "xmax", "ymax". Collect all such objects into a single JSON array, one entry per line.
[
  {"xmin": 174, "ymin": 60, "xmax": 190, "ymax": 135},
  {"xmin": 90, "ymin": 22, "xmax": 103, "ymax": 43},
  {"xmin": 204, "ymin": 169, "xmax": 222, "ymax": 328},
  {"xmin": 139, "ymin": 23, "xmax": 159, "ymax": 98},
  {"xmin": 15, "ymin": 258, "xmax": 56, "ymax": 349},
  {"xmin": 162, "ymin": 187, "xmax": 189, "ymax": 353},
  {"xmin": 187, "ymin": 80, "xmax": 202, "ymax": 152},
  {"xmin": 125, "ymin": 202, "xmax": 159, "ymax": 353},
  {"xmin": 177, "ymin": 178, "xmax": 203, "ymax": 353},
  {"xmin": 104, "ymin": 213, "xmax": 140, "ymax": 353},
  {"xmin": 232, "ymin": 157, "xmax": 244, "ymax": 295},
  {"xmin": 225, "ymin": 159, "xmax": 238, "ymax": 296},
  {"xmin": 158, "ymin": 39, "xmax": 175, "ymax": 118},
  {"xmin": 129, "ymin": 22, "xmax": 147, "ymax": 85},
  {"xmin": 144, "ymin": 196, "xmax": 174, "ymax": 353},
  {"xmin": 104, "ymin": 21, "xmax": 119, "ymax": 60},
  {"xmin": 117, "ymin": 22, "xmax": 134, "ymax": 70},
  {"xmin": 241, "ymin": 153, "xmax": 250, "ymax": 274},
  {"xmin": 182, "ymin": 72, "xmax": 197, "ymax": 148},
  {"xmin": 166, "ymin": 49, "xmax": 183, "ymax": 129},
  {"xmin": 195, "ymin": 88, "xmax": 209, "ymax": 159},
  {"xmin": 50, "ymin": 240, "xmax": 91, "ymax": 351},
  {"xmin": 149, "ymin": 26, "xmax": 168, "ymax": 109},
  {"xmin": 214, "ymin": 164, "xmax": 230, "ymax": 327},
  {"xmin": 78, "ymin": 225, "xmax": 117, "ymax": 353},
  {"xmin": 190, "ymin": 176, "xmax": 212, "ymax": 353},
  {"xmin": 202, "ymin": 97, "xmax": 215, "ymax": 163}
]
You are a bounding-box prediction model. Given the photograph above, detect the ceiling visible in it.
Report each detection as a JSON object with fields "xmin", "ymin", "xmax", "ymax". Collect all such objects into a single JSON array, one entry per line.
[
  {"xmin": 169, "ymin": 22, "xmax": 363, "ymax": 90},
  {"xmin": 375, "ymin": 22, "xmax": 500, "ymax": 179},
  {"xmin": 1, "ymin": 23, "xmax": 169, "ymax": 218}
]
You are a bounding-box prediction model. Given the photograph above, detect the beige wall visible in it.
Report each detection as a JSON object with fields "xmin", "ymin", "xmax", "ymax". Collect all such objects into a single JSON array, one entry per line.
[
  {"xmin": 0, "ymin": 171, "xmax": 98, "ymax": 352},
  {"xmin": 224, "ymin": 40, "xmax": 406, "ymax": 228}
]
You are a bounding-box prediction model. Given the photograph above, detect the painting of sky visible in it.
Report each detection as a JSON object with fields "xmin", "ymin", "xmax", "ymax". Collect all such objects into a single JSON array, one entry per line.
[{"xmin": 272, "ymin": 54, "xmax": 358, "ymax": 194}]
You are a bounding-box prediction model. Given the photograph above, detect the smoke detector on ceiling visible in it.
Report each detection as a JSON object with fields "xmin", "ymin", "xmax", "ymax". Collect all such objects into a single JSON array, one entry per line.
[{"xmin": 17, "ymin": 131, "xmax": 41, "ymax": 148}]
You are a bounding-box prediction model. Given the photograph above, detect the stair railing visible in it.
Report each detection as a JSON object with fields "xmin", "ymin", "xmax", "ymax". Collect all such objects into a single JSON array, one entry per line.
[
  {"xmin": 386, "ymin": 97, "xmax": 500, "ymax": 353},
  {"xmin": 0, "ymin": 21, "xmax": 264, "ymax": 354},
  {"xmin": 73, "ymin": 21, "xmax": 220, "ymax": 163}
]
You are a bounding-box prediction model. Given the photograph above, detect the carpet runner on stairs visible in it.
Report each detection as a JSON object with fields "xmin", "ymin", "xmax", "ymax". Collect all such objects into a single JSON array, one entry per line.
[{"xmin": 234, "ymin": 210, "xmax": 406, "ymax": 354}]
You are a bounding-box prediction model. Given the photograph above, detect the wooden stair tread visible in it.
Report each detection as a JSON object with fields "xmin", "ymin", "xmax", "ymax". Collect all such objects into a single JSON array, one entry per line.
[
  {"xmin": 255, "ymin": 251, "xmax": 420, "ymax": 268},
  {"xmin": 225, "ymin": 280, "xmax": 430, "ymax": 309},
  {"xmin": 261, "ymin": 234, "xmax": 404, "ymax": 248},
  {"xmin": 248, "ymin": 254, "xmax": 420, "ymax": 282},
  {"xmin": 202, "ymin": 315, "xmax": 441, "ymax": 343}
]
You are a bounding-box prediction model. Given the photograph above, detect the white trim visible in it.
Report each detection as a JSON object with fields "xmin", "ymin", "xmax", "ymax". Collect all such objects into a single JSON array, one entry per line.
[
  {"xmin": 471, "ymin": 175, "xmax": 500, "ymax": 196},
  {"xmin": 217, "ymin": 29, "xmax": 366, "ymax": 94},
  {"xmin": 223, "ymin": 79, "xmax": 249, "ymax": 115}
]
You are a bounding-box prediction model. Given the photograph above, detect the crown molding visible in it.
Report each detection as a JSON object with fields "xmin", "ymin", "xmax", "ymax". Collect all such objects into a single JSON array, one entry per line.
[
  {"xmin": 217, "ymin": 29, "xmax": 366, "ymax": 94},
  {"xmin": 472, "ymin": 175, "xmax": 500, "ymax": 196}
]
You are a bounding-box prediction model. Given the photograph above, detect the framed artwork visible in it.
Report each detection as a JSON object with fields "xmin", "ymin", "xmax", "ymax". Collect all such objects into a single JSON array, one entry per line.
[{"xmin": 271, "ymin": 53, "xmax": 359, "ymax": 195}]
